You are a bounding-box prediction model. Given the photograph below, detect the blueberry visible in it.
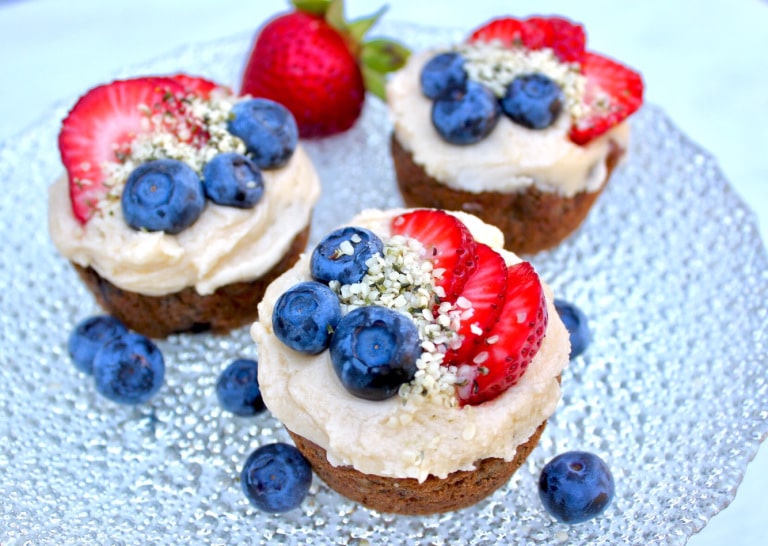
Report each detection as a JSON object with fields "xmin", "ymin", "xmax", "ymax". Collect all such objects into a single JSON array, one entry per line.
[
  {"xmin": 539, "ymin": 451, "xmax": 615, "ymax": 524},
  {"xmin": 554, "ymin": 299, "xmax": 591, "ymax": 359},
  {"xmin": 501, "ymin": 73, "xmax": 564, "ymax": 130},
  {"xmin": 216, "ymin": 358, "xmax": 266, "ymax": 416},
  {"xmin": 227, "ymin": 99, "xmax": 298, "ymax": 170},
  {"xmin": 330, "ymin": 306, "xmax": 420, "ymax": 401},
  {"xmin": 121, "ymin": 159, "xmax": 205, "ymax": 234},
  {"xmin": 241, "ymin": 443, "xmax": 312, "ymax": 513},
  {"xmin": 202, "ymin": 153, "xmax": 264, "ymax": 208},
  {"xmin": 310, "ymin": 226, "xmax": 384, "ymax": 285},
  {"xmin": 420, "ymin": 52, "xmax": 468, "ymax": 99},
  {"xmin": 431, "ymin": 80, "xmax": 501, "ymax": 145},
  {"xmin": 273, "ymin": 281, "xmax": 342, "ymax": 354},
  {"xmin": 92, "ymin": 332, "xmax": 165, "ymax": 405},
  {"xmin": 68, "ymin": 315, "xmax": 128, "ymax": 374}
]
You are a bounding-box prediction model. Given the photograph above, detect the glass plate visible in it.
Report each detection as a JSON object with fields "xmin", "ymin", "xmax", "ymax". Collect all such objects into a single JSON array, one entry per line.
[{"xmin": 1, "ymin": 23, "xmax": 767, "ymax": 546}]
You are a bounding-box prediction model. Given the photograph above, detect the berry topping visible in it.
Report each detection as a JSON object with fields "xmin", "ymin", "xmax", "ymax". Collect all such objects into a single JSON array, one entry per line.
[
  {"xmin": 391, "ymin": 209, "xmax": 478, "ymax": 303},
  {"xmin": 168, "ymin": 73, "xmax": 220, "ymax": 98},
  {"xmin": 202, "ymin": 152, "xmax": 264, "ymax": 209},
  {"xmin": 273, "ymin": 281, "xmax": 343, "ymax": 355},
  {"xmin": 227, "ymin": 98, "xmax": 298, "ymax": 170},
  {"xmin": 431, "ymin": 80, "xmax": 501, "ymax": 145},
  {"xmin": 241, "ymin": 443, "xmax": 312, "ymax": 513},
  {"xmin": 554, "ymin": 299, "xmax": 591, "ymax": 359},
  {"xmin": 92, "ymin": 332, "xmax": 165, "ymax": 405},
  {"xmin": 569, "ymin": 52, "xmax": 644, "ymax": 145},
  {"xmin": 310, "ymin": 226, "xmax": 384, "ymax": 285},
  {"xmin": 329, "ymin": 306, "xmax": 420, "ymax": 401},
  {"xmin": 216, "ymin": 358, "xmax": 266, "ymax": 416},
  {"xmin": 539, "ymin": 451, "xmax": 615, "ymax": 524},
  {"xmin": 121, "ymin": 159, "xmax": 205, "ymax": 234},
  {"xmin": 419, "ymin": 52, "xmax": 468, "ymax": 99},
  {"xmin": 240, "ymin": 0, "xmax": 409, "ymax": 138},
  {"xmin": 68, "ymin": 315, "xmax": 128, "ymax": 375},
  {"xmin": 455, "ymin": 261, "xmax": 547, "ymax": 406},
  {"xmin": 443, "ymin": 243, "xmax": 507, "ymax": 368},
  {"xmin": 501, "ymin": 73, "xmax": 564, "ymax": 130}
]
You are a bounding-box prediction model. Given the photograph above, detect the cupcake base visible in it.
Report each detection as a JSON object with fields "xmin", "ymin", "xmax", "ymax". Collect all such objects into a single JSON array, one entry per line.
[
  {"xmin": 390, "ymin": 134, "xmax": 624, "ymax": 254},
  {"xmin": 288, "ymin": 420, "xmax": 547, "ymax": 515},
  {"xmin": 73, "ymin": 226, "xmax": 310, "ymax": 338}
]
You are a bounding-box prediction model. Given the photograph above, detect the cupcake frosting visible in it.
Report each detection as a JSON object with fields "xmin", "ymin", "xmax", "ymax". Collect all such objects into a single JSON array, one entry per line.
[{"xmin": 251, "ymin": 209, "xmax": 570, "ymax": 482}]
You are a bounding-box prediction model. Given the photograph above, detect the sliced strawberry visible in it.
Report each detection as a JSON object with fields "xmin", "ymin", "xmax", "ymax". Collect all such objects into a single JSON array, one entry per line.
[
  {"xmin": 569, "ymin": 51, "xmax": 644, "ymax": 145},
  {"xmin": 169, "ymin": 73, "xmax": 223, "ymax": 98},
  {"xmin": 390, "ymin": 209, "xmax": 478, "ymax": 303},
  {"xmin": 544, "ymin": 17, "xmax": 586, "ymax": 63},
  {"xmin": 58, "ymin": 77, "xmax": 186, "ymax": 223},
  {"xmin": 468, "ymin": 17, "xmax": 527, "ymax": 48},
  {"xmin": 456, "ymin": 261, "xmax": 548, "ymax": 406},
  {"xmin": 443, "ymin": 242, "xmax": 508, "ymax": 367}
]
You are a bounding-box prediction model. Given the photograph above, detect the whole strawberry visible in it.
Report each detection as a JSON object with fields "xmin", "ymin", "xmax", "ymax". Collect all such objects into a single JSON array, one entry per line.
[{"xmin": 240, "ymin": 0, "xmax": 409, "ymax": 138}]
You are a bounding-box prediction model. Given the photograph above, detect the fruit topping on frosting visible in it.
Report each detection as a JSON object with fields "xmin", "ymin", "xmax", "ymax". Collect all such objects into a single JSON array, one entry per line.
[
  {"xmin": 273, "ymin": 281, "xmax": 342, "ymax": 355},
  {"xmin": 310, "ymin": 227, "xmax": 385, "ymax": 285},
  {"xmin": 417, "ymin": 15, "xmax": 643, "ymax": 146},
  {"xmin": 58, "ymin": 74, "xmax": 299, "ymax": 231},
  {"xmin": 240, "ymin": 0, "xmax": 409, "ymax": 138}
]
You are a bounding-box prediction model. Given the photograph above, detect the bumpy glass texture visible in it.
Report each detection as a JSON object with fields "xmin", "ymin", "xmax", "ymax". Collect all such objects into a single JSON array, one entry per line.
[{"xmin": 1, "ymin": 23, "xmax": 767, "ymax": 545}]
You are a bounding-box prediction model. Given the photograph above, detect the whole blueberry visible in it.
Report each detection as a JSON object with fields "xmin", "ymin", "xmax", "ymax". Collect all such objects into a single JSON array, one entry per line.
[
  {"xmin": 216, "ymin": 358, "xmax": 266, "ymax": 416},
  {"xmin": 501, "ymin": 73, "xmax": 564, "ymax": 130},
  {"xmin": 420, "ymin": 52, "xmax": 468, "ymax": 99},
  {"xmin": 539, "ymin": 451, "xmax": 615, "ymax": 524},
  {"xmin": 68, "ymin": 315, "xmax": 128, "ymax": 374},
  {"xmin": 330, "ymin": 306, "xmax": 420, "ymax": 401},
  {"xmin": 554, "ymin": 299, "xmax": 591, "ymax": 359},
  {"xmin": 202, "ymin": 152, "xmax": 264, "ymax": 208},
  {"xmin": 241, "ymin": 443, "xmax": 312, "ymax": 513},
  {"xmin": 273, "ymin": 281, "xmax": 342, "ymax": 354},
  {"xmin": 121, "ymin": 159, "xmax": 205, "ymax": 234},
  {"xmin": 227, "ymin": 98, "xmax": 298, "ymax": 170},
  {"xmin": 310, "ymin": 226, "xmax": 384, "ymax": 285},
  {"xmin": 92, "ymin": 332, "xmax": 165, "ymax": 405},
  {"xmin": 431, "ymin": 80, "xmax": 501, "ymax": 145}
]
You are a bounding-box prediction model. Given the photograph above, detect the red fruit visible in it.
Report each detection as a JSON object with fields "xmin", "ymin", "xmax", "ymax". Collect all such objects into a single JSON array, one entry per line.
[
  {"xmin": 58, "ymin": 77, "xmax": 186, "ymax": 223},
  {"xmin": 443, "ymin": 242, "xmax": 508, "ymax": 367},
  {"xmin": 390, "ymin": 209, "xmax": 478, "ymax": 303},
  {"xmin": 169, "ymin": 73, "xmax": 222, "ymax": 98},
  {"xmin": 456, "ymin": 261, "xmax": 548, "ymax": 406},
  {"xmin": 569, "ymin": 52, "xmax": 644, "ymax": 145},
  {"xmin": 468, "ymin": 15, "xmax": 586, "ymax": 63}
]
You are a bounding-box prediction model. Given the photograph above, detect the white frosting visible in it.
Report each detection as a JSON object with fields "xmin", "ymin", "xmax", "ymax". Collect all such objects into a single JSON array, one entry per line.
[
  {"xmin": 251, "ymin": 209, "xmax": 570, "ymax": 482},
  {"xmin": 386, "ymin": 49, "xmax": 630, "ymax": 197},
  {"xmin": 48, "ymin": 146, "xmax": 320, "ymax": 296}
]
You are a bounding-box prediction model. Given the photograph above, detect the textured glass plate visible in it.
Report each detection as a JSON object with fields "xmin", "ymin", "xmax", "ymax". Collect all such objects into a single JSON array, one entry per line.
[{"xmin": 1, "ymin": 23, "xmax": 767, "ymax": 546}]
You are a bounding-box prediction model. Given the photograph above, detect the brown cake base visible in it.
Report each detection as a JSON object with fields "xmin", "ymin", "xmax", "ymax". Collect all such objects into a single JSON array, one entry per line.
[
  {"xmin": 391, "ymin": 134, "xmax": 625, "ymax": 255},
  {"xmin": 72, "ymin": 226, "xmax": 310, "ymax": 338},
  {"xmin": 288, "ymin": 420, "xmax": 546, "ymax": 515}
]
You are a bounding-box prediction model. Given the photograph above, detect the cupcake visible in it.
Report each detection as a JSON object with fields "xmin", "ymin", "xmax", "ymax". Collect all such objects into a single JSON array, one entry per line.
[
  {"xmin": 251, "ymin": 208, "xmax": 570, "ymax": 514},
  {"xmin": 48, "ymin": 74, "xmax": 320, "ymax": 338},
  {"xmin": 387, "ymin": 16, "xmax": 644, "ymax": 254}
]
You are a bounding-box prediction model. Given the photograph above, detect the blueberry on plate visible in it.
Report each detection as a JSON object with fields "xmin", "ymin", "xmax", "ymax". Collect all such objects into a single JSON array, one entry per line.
[
  {"xmin": 121, "ymin": 158, "xmax": 205, "ymax": 234},
  {"xmin": 539, "ymin": 450, "xmax": 615, "ymax": 524},
  {"xmin": 273, "ymin": 281, "xmax": 342, "ymax": 354},
  {"xmin": 216, "ymin": 358, "xmax": 266, "ymax": 416},
  {"xmin": 310, "ymin": 226, "xmax": 384, "ymax": 285},
  {"xmin": 501, "ymin": 73, "xmax": 564, "ymax": 130},
  {"xmin": 227, "ymin": 98, "xmax": 298, "ymax": 170},
  {"xmin": 92, "ymin": 332, "xmax": 165, "ymax": 405},
  {"xmin": 431, "ymin": 80, "xmax": 501, "ymax": 145},
  {"xmin": 554, "ymin": 299, "xmax": 591, "ymax": 359},
  {"xmin": 420, "ymin": 51, "xmax": 468, "ymax": 99},
  {"xmin": 68, "ymin": 315, "xmax": 128, "ymax": 374},
  {"xmin": 202, "ymin": 152, "xmax": 264, "ymax": 208},
  {"xmin": 330, "ymin": 306, "xmax": 421, "ymax": 401},
  {"xmin": 241, "ymin": 442, "xmax": 312, "ymax": 513}
]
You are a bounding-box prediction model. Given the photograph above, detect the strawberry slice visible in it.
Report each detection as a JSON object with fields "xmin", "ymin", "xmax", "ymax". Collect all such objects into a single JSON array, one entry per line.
[
  {"xmin": 443, "ymin": 242, "xmax": 507, "ymax": 367},
  {"xmin": 456, "ymin": 261, "xmax": 548, "ymax": 406},
  {"xmin": 390, "ymin": 209, "xmax": 478, "ymax": 303},
  {"xmin": 169, "ymin": 73, "xmax": 223, "ymax": 98},
  {"xmin": 569, "ymin": 52, "xmax": 644, "ymax": 145}
]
